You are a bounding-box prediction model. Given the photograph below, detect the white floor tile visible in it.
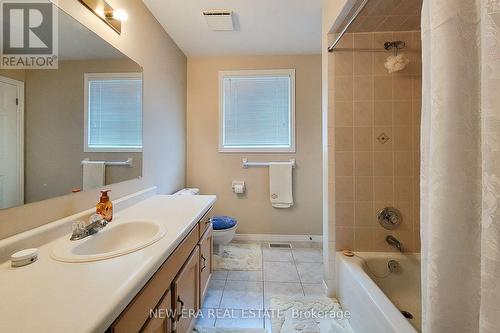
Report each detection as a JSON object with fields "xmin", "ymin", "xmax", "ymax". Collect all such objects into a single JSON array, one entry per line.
[
  {"xmin": 194, "ymin": 308, "xmax": 216, "ymax": 327},
  {"xmin": 263, "ymin": 261, "xmax": 300, "ymax": 282},
  {"xmin": 264, "ymin": 282, "xmax": 304, "ymax": 308},
  {"xmin": 202, "ymin": 279, "xmax": 225, "ymax": 308},
  {"xmin": 302, "ymin": 283, "xmax": 326, "ymax": 296},
  {"xmin": 212, "ymin": 271, "xmax": 229, "ymax": 280},
  {"xmin": 263, "ymin": 248, "xmax": 293, "ymax": 262},
  {"xmin": 220, "ymin": 280, "xmax": 264, "ymax": 310},
  {"xmin": 214, "ymin": 309, "xmax": 264, "ymax": 329},
  {"xmin": 292, "ymin": 248, "xmax": 323, "ymax": 263},
  {"xmin": 296, "ymin": 262, "xmax": 324, "ymax": 283},
  {"xmin": 227, "ymin": 270, "xmax": 263, "ymax": 281}
]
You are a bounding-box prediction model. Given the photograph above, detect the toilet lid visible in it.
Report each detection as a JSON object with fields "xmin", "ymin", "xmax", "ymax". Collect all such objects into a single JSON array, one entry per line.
[{"xmin": 211, "ymin": 216, "xmax": 237, "ymax": 230}]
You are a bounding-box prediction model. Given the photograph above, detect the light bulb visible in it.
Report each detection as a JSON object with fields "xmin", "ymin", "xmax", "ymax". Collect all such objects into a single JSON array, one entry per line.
[{"xmin": 113, "ymin": 8, "xmax": 128, "ymax": 22}]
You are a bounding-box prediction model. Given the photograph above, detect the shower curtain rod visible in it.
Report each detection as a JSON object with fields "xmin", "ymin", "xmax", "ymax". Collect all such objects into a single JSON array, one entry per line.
[{"xmin": 328, "ymin": 0, "xmax": 370, "ymax": 52}]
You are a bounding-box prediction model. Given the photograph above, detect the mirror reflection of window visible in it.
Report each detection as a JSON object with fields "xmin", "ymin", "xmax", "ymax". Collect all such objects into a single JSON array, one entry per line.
[{"xmin": 84, "ymin": 73, "xmax": 143, "ymax": 153}]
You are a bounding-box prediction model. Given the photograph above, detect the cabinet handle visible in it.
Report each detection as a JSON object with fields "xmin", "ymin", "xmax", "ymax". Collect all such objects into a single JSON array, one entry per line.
[
  {"xmin": 206, "ymin": 218, "xmax": 212, "ymax": 225},
  {"xmin": 201, "ymin": 255, "xmax": 207, "ymax": 271},
  {"xmin": 176, "ymin": 296, "xmax": 184, "ymax": 320}
]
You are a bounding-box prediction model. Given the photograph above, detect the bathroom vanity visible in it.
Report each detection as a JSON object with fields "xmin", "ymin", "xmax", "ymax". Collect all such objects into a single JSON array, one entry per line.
[
  {"xmin": 0, "ymin": 193, "xmax": 216, "ymax": 333},
  {"xmin": 109, "ymin": 204, "xmax": 213, "ymax": 333}
]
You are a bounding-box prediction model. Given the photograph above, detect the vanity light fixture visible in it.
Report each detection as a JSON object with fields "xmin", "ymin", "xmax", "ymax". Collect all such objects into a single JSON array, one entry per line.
[{"xmin": 78, "ymin": 0, "xmax": 128, "ymax": 34}]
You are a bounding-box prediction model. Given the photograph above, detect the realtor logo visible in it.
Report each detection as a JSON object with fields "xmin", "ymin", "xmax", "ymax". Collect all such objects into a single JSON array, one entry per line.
[{"xmin": 1, "ymin": 0, "xmax": 58, "ymax": 68}]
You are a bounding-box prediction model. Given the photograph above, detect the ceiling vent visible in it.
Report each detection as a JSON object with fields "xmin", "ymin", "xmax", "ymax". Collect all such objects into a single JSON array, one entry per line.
[{"xmin": 203, "ymin": 10, "xmax": 234, "ymax": 31}]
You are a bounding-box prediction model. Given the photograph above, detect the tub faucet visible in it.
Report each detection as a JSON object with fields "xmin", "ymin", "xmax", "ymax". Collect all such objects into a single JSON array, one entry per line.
[{"xmin": 386, "ymin": 235, "xmax": 404, "ymax": 252}]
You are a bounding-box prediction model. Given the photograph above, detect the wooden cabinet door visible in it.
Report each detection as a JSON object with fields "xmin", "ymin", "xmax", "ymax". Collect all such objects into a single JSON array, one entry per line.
[
  {"xmin": 199, "ymin": 225, "xmax": 213, "ymax": 305},
  {"xmin": 172, "ymin": 247, "xmax": 200, "ymax": 333},
  {"xmin": 142, "ymin": 289, "xmax": 172, "ymax": 333}
]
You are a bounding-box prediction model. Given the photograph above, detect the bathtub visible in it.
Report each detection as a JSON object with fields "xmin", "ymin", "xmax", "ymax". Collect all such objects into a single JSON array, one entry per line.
[{"xmin": 335, "ymin": 252, "xmax": 421, "ymax": 333}]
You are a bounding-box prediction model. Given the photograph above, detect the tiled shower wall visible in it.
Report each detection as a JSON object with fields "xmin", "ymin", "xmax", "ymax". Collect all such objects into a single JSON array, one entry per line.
[{"xmin": 328, "ymin": 31, "xmax": 421, "ymax": 252}]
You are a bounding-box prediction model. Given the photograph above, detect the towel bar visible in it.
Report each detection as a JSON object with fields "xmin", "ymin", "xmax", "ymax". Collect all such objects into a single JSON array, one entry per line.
[
  {"xmin": 242, "ymin": 158, "xmax": 296, "ymax": 169},
  {"xmin": 81, "ymin": 158, "xmax": 133, "ymax": 167}
]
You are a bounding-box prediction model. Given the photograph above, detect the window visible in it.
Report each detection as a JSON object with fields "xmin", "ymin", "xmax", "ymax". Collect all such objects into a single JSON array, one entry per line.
[
  {"xmin": 219, "ymin": 69, "xmax": 295, "ymax": 152},
  {"xmin": 84, "ymin": 73, "xmax": 142, "ymax": 152}
]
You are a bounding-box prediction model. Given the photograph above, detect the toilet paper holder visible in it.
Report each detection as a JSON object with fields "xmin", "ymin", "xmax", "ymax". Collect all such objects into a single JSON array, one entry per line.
[{"xmin": 232, "ymin": 181, "xmax": 246, "ymax": 194}]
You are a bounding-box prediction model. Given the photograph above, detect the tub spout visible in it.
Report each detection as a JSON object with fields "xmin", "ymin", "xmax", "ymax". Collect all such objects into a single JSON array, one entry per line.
[{"xmin": 386, "ymin": 235, "xmax": 404, "ymax": 252}]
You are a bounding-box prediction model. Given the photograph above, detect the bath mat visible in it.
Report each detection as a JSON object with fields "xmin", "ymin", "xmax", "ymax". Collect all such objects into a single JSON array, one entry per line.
[
  {"xmin": 213, "ymin": 243, "xmax": 262, "ymax": 271},
  {"xmin": 269, "ymin": 296, "xmax": 354, "ymax": 333},
  {"xmin": 193, "ymin": 328, "xmax": 267, "ymax": 333}
]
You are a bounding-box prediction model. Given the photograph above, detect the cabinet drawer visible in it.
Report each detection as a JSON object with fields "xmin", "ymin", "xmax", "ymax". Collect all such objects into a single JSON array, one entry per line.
[
  {"xmin": 110, "ymin": 224, "xmax": 200, "ymax": 333},
  {"xmin": 198, "ymin": 207, "xmax": 213, "ymax": 239}
]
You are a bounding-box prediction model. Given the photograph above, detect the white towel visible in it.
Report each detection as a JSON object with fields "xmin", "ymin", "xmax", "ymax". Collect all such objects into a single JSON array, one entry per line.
[
  {"xmin": 82, "ymin": 161, "xmax": 105, "ymax": 190},
  {"xmin": 269, "ymin": 162, "xmax": 293, "ymax": 208}
]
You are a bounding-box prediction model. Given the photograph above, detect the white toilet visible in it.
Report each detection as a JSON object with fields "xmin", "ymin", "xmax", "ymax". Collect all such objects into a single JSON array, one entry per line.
[
  {"xmin": 210, "ymin": 216, "xmax": 238, "ymax": 245},
  {"xmin": 174, "ymin": 188, "xmax": 237, "ymax": 245}
]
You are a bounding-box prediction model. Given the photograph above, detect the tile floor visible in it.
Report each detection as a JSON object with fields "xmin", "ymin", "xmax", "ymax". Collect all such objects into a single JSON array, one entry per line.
[{"xmin": 195, "ymin": 241, "xmax": 325, "ymax": 331}]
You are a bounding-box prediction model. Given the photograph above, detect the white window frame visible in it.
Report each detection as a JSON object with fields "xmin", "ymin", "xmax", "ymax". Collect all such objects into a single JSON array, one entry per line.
[
  {"xmin": 84, "ymin": 72, "xmax": 143, "ymax": 153},
  {"xmin": 218, "ymin": 69, "xmax": 296, "ymax": 153}
]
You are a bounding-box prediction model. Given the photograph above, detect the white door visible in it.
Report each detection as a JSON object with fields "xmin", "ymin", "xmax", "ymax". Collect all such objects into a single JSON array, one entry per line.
[{"xmin": 0, "ymin": 78, "xmax": 23, "ymax": 209}]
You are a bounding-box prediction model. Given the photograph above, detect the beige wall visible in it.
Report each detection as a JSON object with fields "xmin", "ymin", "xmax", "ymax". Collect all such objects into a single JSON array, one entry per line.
[
  {"xmin": 0, "ymin": 0, "xmax": 186, "ymax": 239},
  {"xmin": 24, "ymin": 59, "xmax": 142, "ymax": 203},
  {"xmin": 187, "ymin": 55, "xmax": 322, "ymax": 235},
  {"xmin": 329, "ymin": 31, "xmax": 421, "ymax": 252}
]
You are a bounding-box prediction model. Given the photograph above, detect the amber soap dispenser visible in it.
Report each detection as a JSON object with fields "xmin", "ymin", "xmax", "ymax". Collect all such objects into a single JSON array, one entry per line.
[{"xmin": 96, "ymin": 190, "xmax": 113, "ymax": 222}]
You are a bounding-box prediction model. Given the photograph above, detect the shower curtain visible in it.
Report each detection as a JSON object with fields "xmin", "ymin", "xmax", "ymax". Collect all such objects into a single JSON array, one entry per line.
[{"xmin": 421, "ymin": 0, "xmax": 500, "ymax": 332}]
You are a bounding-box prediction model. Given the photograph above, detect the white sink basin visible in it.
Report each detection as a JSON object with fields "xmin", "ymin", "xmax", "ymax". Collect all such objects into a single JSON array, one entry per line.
[{"xmin": 51, "ymin": 220, "xmax": 166, "ymax": 263}]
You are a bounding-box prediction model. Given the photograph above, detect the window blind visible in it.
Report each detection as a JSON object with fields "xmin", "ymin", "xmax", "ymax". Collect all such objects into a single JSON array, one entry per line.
[
  {"xmin": 87, "ymin": 78, "xmax": 142, "ymax": 149},
  {"xmin": 222, "ymin": 75, "xmax": 291, "ymax": 148}
]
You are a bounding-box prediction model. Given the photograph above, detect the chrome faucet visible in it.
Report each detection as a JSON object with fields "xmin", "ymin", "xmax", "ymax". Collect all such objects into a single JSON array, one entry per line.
[
  {"xmin": 386, "ymin": 235, "xmax": 404, "ymax": 252},
  {"xmin": 70, "ymin": 214, "xmax": 108, "ymax": 240}
]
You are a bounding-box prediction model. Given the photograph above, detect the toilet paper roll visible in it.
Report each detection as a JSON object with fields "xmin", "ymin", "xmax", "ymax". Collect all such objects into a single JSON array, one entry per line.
[{"xmin": 233, "ymin": 184, "xmax": 245, "ymax": 194}]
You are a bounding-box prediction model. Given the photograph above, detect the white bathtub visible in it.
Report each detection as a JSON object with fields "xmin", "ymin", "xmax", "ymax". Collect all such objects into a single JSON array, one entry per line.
[{"xmin": 336, "ymin": 252, "xmax": 421, "ymax": 333}]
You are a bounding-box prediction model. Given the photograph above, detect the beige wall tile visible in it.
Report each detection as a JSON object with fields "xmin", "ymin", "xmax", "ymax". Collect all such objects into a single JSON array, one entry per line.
[
  {"xmin": 355, "ymin": 176, "xmax": 373, "ymax": 201},
  {"xmin": 354, "ymin": 227, "xmax": 374, "ymax": 251},
  {"xmin": 354, "ymin": 33, "xmax": 373, "ymax": 48},
  {"xmin": 336, "ymin": 226, "xmax": 354, "ymax": 250},
  {"xmin": 393, "ymin": 76, "xmax": 413, "ymax": 99},
  {"xmin": 335, "ymin": 152, "xmax": 354, "ymax": 176},
  {"xmin": 336, "ymin": 202, "xmax": 355, "ymax": 227},
  {"xmin": 393, "ymin": 126, "xmax": 412, "ymax": 151},
  {"xmin": 373, "ymin": 152, "xmax": 394, "ymax": 176},
  {"xmin": 395, "ymin": 177, "xmax": 412, "ymax": 201},
  {"xmin": 336, "ymin": 177, "xmax": 354, "ymax": 201},
  {"xmin": 334, "ymin": 76, "xmax": 353, "ymax": 100},
  {"xmin": 373, "ymin": 127, "xmax": 393, "ymax": 151},
  {"xmin": 354, "ymin": 152, "xmax": 373, "ymax": 176},
  {"xmin": 393, "ymin": 100, "xmax": 412, "ymax": 126},
  {"xmin": 354, "ymin": 76, "xmax": 374, "ymax": 100},
  {"xmin": 334, "ymin": 52, "xmax": 354, "ymax": 76},
  {"xmin": 354, "ymin": 101, "xmax": 374, "ymax": 126},
  {"xmin": 374, "ymin": 76, "xmax": 393, "ymax": 99},
  {"xmin": 394, "ymin": 152, "xmax": 412, "ymax": 176},
  {"xmin": 354, "ymin": 52, "xmax": 373, "ymax": 76},
  {"xmin": 393, "ymin": 201, "xmax": 412, "ymax": 230},
  {"xmin": 374, "ymin": 177, "xmax": 394, "ymax": 201},
  {"xmin": 335, "ymin": 101, "xmax": 354, "ymax": 127},
  {"xmin": 374, "ymin": 101, "xmax": 393, "ymax": 126},
  {"xmin": 335, "ymin": 127, "xmax": 354, "ymax": 151},
  {"xmin": 354, "ymin": 201, "xmax": 374, "ymax": 227},
  {"xmin": 373, "ymin": 52, "xmax": 390, "ymax": 75},
  {"xmin": 354, "ymin": 127, "xmax": 374, "ymax": 151}
]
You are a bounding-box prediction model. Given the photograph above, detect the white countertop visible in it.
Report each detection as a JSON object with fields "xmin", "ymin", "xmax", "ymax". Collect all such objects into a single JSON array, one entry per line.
[{"xmin": 0, "ymin": 194, "xmax": 216, "ymax": 333}]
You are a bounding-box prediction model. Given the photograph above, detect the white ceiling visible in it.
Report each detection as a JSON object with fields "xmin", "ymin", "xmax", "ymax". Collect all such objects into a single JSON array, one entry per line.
[{"xmin": 142, "ymin": 0, "xmax": 322, "ymax": 56}]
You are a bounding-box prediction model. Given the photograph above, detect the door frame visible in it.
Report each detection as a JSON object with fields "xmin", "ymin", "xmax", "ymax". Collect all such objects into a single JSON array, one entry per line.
[{"xmin": 0, "ymin": 75, "xmax": 24, "ymax": 206}]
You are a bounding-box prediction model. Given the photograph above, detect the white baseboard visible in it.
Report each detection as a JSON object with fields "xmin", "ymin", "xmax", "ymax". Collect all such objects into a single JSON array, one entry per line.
[{"xmin": 234, "ymin": 233, "xmax": 323, "ymax": 243}]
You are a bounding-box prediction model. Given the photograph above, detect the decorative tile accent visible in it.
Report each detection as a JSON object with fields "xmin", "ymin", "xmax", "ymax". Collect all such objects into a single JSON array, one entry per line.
[{"xmin": 377, "ymin": 132, "xmax": 391, "ymax": 144}]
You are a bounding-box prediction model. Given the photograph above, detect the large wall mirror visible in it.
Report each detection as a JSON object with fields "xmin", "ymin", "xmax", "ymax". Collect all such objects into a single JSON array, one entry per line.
[{"xmin": 0, "ymin": 8, "xmax": 143, "ymax": 210}]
